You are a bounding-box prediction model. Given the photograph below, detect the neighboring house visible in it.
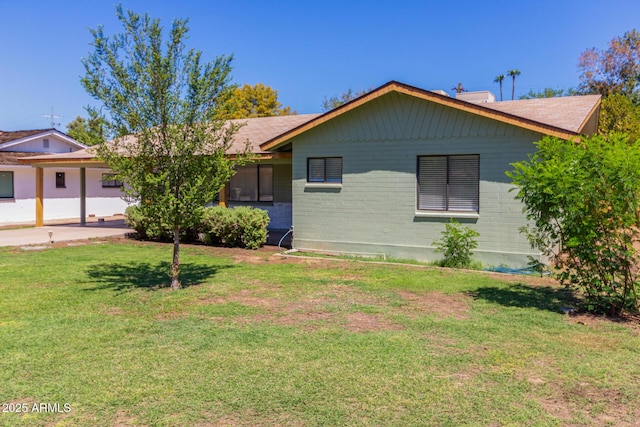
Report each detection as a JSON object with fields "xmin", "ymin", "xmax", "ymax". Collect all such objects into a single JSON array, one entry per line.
[
  {"xmin": 0, "ymin": 128, "xmax": 128, "ymax": 226},
  {"xmin": 17, "ymin": 81, "xmax": 601, "ymax": 267}
]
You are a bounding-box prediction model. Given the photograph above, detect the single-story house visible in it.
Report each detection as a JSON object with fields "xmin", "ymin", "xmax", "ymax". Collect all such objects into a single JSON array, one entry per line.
[
  {"xmin": 17, "ymin": 81, "xmax": 601, "ymax": 267},
  {"xmin": 0, "ymin": 128, "xmax": 128, "ymax": 226}
]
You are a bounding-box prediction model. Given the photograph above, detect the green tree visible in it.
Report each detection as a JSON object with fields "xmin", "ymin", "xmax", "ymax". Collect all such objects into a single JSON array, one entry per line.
[
  {"xmin": 598, "ymin": 93, "xmax": 640, "ymax": 141},
  {"xmin": 508, "ymin": 134, "xmax": 640, "ymax": 316},
  {"xmin": 321, "ymin": 88, "xmax": 370, "ymax": 111},
  {"xmin": 578, "ymin": 29, "xmax": 640, "ymax": 100},
  {"xmin": 519, "ymin": 87, "xmax": 568, "ymax": 99},
  {"xmin": 507, "ymin": 69, "xmax": 521, "ymax": 100},
  {"xmin": 493, "ymin": 75, "xmax": 505, "ymax": 101},
  {"xmin": 228, "ymin": 83, "xmax": 294, "ymax": 119},
  {"xmin": 66, "ymin": 115, "xmax": 106, "ymax": 145},
  {"xmin": 81, "ymin": 6, "xmax": 248, "ymax": 289}
]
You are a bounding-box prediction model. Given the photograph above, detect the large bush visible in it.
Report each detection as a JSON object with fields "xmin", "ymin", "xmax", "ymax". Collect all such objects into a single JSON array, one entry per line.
[
  {"xmin": 508, "ymin": 134, "xmax": 640, "ymax": 316},
  {"xmin": 200, "ymin": 206, "xmax": 270, "ymax": 249}
]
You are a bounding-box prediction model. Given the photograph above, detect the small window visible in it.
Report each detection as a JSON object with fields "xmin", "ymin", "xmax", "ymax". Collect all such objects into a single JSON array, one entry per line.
[
  {"xmin": 43, "ymin": 138, "xmax": 49, "ymax": 148},
  {"xmin": 417, "ymin": 155, "xmax": 479, "ymax": 212},
  {"xmin": 55, "ymin": 172, "xmax": 66, "ymax": 188},
  {"xmin": 307, "ymin": 157, "xmax": 342, "ymax": 183},
  {"xmin": 0, "ymin": 171, "xmax": 14, "ymax": 198},
  {"xmin": 229, "ymin": 165, "xmax": 273, "ymax": 202},
  {"xmin": 102, "ymin": 173, "xmax": 123, "ymax": 188}
]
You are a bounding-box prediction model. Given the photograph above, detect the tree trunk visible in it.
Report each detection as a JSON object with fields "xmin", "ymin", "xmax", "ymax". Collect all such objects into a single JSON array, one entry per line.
[{"xmin": 171, "ymin": 227, "xmax": 181, "ymax": 289}]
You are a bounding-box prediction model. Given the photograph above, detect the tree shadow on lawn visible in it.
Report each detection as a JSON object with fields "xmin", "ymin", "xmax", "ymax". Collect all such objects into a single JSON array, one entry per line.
[
  {"xmin": 84, "ymin": 261, "xmax": 233, "ymax": 292},
  {"xmin": 469, "ymin": 283, "xmax": 580, "ymax": 314}
]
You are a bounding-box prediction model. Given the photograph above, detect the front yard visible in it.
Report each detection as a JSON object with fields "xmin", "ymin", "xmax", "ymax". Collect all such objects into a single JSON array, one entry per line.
[{"xmin": 0, "ymin": 240, "xmax": 638, "ymax": 426}]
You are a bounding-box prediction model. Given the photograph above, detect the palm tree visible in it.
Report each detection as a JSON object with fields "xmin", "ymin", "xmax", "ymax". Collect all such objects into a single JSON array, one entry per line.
[
  {"xmin": 507, "ymin": 69, "xmax": 521, "ymax": 100},
  {"xmin": 494, "ymin": 75, "xmax": 505, "ymax": 101}
]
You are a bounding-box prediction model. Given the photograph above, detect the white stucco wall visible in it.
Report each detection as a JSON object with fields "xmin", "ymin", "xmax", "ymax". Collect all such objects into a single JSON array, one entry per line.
[{"xmin": 0, "ymin": 166, "xmax": 130, "ymax": 225}]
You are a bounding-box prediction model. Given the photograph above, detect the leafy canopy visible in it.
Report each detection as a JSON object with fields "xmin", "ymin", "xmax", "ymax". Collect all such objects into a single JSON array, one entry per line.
[
  {"xmin": 66, "ymin": 115, "xmax": 106, "ymax": 146},
  {"xmin": 508, "ymin": 134, "xmax": 640, "ymax": 316},
  {"xmin": 598, "ymin": 93, "xmax": 640, "ymax": 141},
  {"xmin": 321, "ymin": 88, "xmax": 370, "ymax": 112},
  {"xmin": 519, "ymin": 87, "xmax": 578, "ymax": 100},
  {"xmin": 228, "ymin": 83, "xmax": 294, "ymax": 119},
  {"xmin": 81, "ymin": 6, "xmax": 248, "ymax": 289},
  {"xmin": 578, "ymin": 29, "xmax": 640, "ymax": 101}
]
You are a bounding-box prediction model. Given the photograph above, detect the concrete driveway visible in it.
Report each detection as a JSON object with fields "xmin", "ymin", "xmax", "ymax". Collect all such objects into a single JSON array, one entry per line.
[{"xmin": 0, "ymin": 220, "xmax": 132, "ymax": 247}]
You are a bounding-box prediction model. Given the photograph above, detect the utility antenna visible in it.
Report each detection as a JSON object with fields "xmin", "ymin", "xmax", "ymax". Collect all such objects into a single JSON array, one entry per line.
[
  {"xmin": 451, "ymin": 83, "xmax": 466, "ymax": 94},
  {"xmin": 42, "ymin": 107, "xmax": 61, "ymax": 129}
]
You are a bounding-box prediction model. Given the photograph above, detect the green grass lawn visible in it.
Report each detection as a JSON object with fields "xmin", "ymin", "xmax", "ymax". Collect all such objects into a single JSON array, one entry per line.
[{"xmin": 0, "ymin": 239, "xmax": 638, "ymax": 426}]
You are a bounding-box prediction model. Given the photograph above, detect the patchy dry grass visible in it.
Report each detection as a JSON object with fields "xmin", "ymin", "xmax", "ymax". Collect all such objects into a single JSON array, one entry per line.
[{"xmin": 0, "ymin": 239, "xmax": 639, "ymax": 426}]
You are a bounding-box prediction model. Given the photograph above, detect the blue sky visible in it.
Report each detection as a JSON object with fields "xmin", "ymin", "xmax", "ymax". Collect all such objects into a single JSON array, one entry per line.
[{"xmin": 1, "ymin": 0, "xmax": 639, "ymax": 131}]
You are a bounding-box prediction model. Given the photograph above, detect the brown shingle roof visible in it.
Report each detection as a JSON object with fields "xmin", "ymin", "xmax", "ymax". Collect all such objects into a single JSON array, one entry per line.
[
  {"xmin": 228, "ymin": 114, "xmax": 320, "ymax": 154},
  {"xmin": 483, "ymin": 95, "xmax": 602, "ymax": 133},
  {"xmin": 0, "ymin": 151, "xmax": 50, "ymax": 166},
  {"xmin": 0, "ymin": 129, "xmax": 55, "ymax": 144},
  {"xmin": 18, "ymin": 114, "xmax": 321, "ymax": 165}
]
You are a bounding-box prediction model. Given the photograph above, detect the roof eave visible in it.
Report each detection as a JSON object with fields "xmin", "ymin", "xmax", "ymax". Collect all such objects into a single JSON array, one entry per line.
[{"xmin": 17, "ymin": 158, "xmax": 109, "ymax": 168}]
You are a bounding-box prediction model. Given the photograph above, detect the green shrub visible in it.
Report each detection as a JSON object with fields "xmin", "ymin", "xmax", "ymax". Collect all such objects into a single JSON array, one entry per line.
[
  {"xmin": 433, "ymin": 220, "xmax": 480, "ymax": 269},
  {"xmin": 125, "ymin": 205, "xmax": 201, "ymax": 243},
  {"xmin": 508, "ymin": 134, "xmax": 640, "ymax": 316},
  {"xmin": 201, "ymin": 206, "xmax": 270, "ymax": 249},
  {"xmin": 125, "ymin": 205, "xmax": 168, "ymax": 240}
]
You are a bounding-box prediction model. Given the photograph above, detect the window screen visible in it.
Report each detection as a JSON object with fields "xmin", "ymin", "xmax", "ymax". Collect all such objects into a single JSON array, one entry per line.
[{"xmin": 229, "ymin": 165, "xmax": 273, "ymax": 202}]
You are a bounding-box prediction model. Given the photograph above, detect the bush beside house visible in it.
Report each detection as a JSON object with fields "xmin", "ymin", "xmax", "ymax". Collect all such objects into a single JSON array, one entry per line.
[{"xmin": 125, "ymin": 205, "xmax": 270, "ymax": 249}]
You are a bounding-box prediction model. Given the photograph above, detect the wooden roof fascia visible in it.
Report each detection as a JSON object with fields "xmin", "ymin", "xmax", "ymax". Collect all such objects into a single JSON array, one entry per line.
[
  {"xmin": 576, "ymin": 97, "xmax": 602, "ymax": 134},
  {"xmin": 260, "ymin": 81, "xmax": 584, "ymax": 151},
  {"xmin": 17, "ymin": 150, "xmax": 291, "ymax": 168},
  {"xmin": 17, "ymin": 158, "xmax": 108, "ymax": 167},
  {"xmin": 259, "ymin": 83, "xmax": 398, "ymax": 151},
  {"xmin": 227, "ymin": 152, "xmax": 292, "ymax": 160},
  {"xmin": 392, "ymin": 83, "xmax": 583, "ymax": 140}
]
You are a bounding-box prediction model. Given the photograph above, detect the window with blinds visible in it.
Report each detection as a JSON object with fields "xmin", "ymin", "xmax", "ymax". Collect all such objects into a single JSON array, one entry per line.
[
  {"xmin": 229, "ymin": 165, "xmax": 273, "ymax": 202},
  {"xmin": 417, "ymin": 155, "xmax": 479, "ymax": 212},
  {"xmin": 307, "ymin": 157, "xmax": 342, "ymax": 183},
  {"xmin": 0, "ymin": 171, "xmax": 14, "ymax": 198}
]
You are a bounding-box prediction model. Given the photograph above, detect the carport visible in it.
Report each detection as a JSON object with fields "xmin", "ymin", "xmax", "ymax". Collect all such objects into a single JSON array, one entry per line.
[{"xmin": 18, "ymin": 148, "xmax": 108, "ymax": 226}]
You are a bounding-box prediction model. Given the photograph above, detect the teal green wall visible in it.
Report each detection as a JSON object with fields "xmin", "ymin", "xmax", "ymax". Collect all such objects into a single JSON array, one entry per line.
[{"xmin": 290, "ymin": 92, "xmax": 544, "ymax": 267}]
